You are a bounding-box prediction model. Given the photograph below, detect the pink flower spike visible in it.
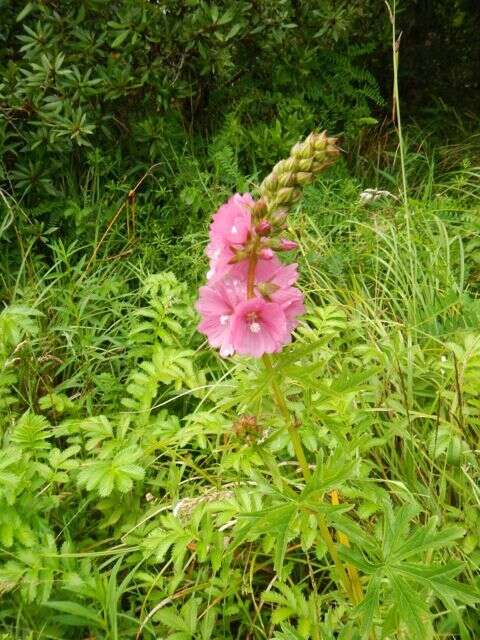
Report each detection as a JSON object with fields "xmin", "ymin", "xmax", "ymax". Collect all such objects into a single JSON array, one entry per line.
[
  {"xmin": 230, "ymin": 297, "xmax": 288, "ymax": 357},
  {"xmin": 278, "ymin": 238, "xmax": 299, "ymax": 251},
  {"xmin": 209, "ymin": 193, "xmax": 254, "ymax": 247},
  {"xmin": 196, "ymin": 281, "xmax": 243, "ymax": 356}
]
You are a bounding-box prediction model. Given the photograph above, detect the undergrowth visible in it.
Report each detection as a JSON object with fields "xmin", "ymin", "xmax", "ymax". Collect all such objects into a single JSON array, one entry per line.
[{"xmin": 0, "ymin": 145, "xmax": 479, "ymax": 637}]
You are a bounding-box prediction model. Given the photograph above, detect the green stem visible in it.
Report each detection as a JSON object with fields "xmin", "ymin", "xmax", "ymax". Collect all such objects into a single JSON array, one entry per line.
[
  {"xmin": 263, "ymin": 354, "xmax": 310, "ymax": 480},
  {"xmin": 262, "ymin": 354, "xmax": 354, "ymax": 600}
]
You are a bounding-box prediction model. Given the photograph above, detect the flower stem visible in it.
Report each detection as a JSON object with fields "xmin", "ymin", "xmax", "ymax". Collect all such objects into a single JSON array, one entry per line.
[
  {"xmin": 246, "ymin": 253, "xmax": 258, "ymax": 298},
  {"xmin": 263, "ymin": 354, "xmax": 310, "ymax": 480},
  {"xmin": 246, "ymin": 253, "xmax": 359, "ymax": 602},
  {"xmin": 262, "ymin": 353, "xmax": 355, "ymax": 601}
]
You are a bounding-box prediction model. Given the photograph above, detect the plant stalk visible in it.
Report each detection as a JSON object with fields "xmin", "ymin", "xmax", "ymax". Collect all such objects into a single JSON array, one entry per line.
[
  {"xmin": 246, "ymin": 253, "xmax": 359, "ymax": 602},
  {"xmin": 262, "ymin": 353, "xmax": 356, "ymax": 601}
]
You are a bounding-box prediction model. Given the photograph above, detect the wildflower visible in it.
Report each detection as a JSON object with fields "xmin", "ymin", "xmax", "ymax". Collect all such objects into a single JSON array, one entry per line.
[
  {"xmin": 271, "ymin": 286, "xmax": 305, "ymax": 333},
  {"xmin": 230, "ymin": 297, "xmax": 287, "ymax": 357},
  {"xmin": 209, "ymin": 192, "xmax": 254, "ymax": 247},
  {"xmin": 206, "ymin": 193, "xmax": 254, "ymax": 282},
  {"xmin": 231, "ymin": 255, "xmax": 299, "ymax": 290},
  {"xmin": 197, "ymin": 131, "xmax": 339, "ymax": 357},
  {"xmin": 196, "ymin": 280, "xmax": 242, "ymax": 357}
]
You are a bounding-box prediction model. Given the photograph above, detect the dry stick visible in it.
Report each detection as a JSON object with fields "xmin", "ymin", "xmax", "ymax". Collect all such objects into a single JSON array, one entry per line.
[
  {"xmin": 83, "ymin": 162, "xmax": 162, "ymax": 276},
  {"xmin": 331, "ymin": 489, "xmax": 364, "ymax": 604}
]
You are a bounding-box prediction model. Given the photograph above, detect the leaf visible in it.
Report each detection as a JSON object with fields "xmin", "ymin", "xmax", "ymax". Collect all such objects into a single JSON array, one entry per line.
[
  {"xmin": 44, "ymin": 601, "xmax": 104, "ymax": 627},
  {"xmin": 387, "ymin": 572, "xmax": 427, "ymax": 639},
  {"xmin": 398, "ymin": 562, "xmax": 478, "ymax": 606},
  {"xmin": 16, "ymin": 2, "xmax": 34, "ymax": 22},
  {"xmin": 355, "ymin": 573, "xmax": 381, "ymax": 637},
  {"xmin": 394, "ymin": 523, "xmax": 465, "ymax": 561},
  {"xmin": 111, "ymin": 30, "xmax": 129, "ymax": 48},
  {"xmin": 274, "ymin": 509, "xmax": 295, "ymax": 577}
]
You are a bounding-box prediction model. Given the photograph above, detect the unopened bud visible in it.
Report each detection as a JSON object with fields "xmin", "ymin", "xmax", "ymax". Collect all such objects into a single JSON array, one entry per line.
[
  {"xmin": 295, "ymin": 171, "xmax": 313, "ymax": 186},
  {"xmin": 255, "ymin": 219, "xmax": 271, "ymax": 236},
  {"xmin": 259, "ymin": 247, "xmax": 274, "ymax": 260},
  {"xmin": 257, "ymin": 281, "xmax": 280, "ymax": 300},
  {"xmin": 252, "ymin": 197, "xmax": 268, "ymax": 219},
  {"xmin": 276, "ymin": 187, "xmax": 297, "ymax": 205},
  {"xmin": 272, "ymin": 208, "xmax": 288, "ymax": 225},
  {"xmin": 278, "ymin": 238, "xmax": 298, "ymax": 251},
  {"xmin": 259, "ymin": 130, "xmax": 340, "ymax": 214},
  {"xmin": 278, "ymin": 171, "xmax": 295, "ymax": 188}
]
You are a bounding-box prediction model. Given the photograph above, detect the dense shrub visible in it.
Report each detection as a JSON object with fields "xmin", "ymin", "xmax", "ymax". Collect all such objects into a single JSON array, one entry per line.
[{"xmin": 0, "ymin": 0, "xmax": 384, "ymax": 207}]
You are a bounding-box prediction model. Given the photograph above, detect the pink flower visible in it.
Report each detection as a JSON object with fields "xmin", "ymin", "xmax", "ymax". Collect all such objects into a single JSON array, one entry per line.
[
  {"xmin": 230, "ymin": 297, "xmax": 288, "ymax": 357},
  {"xmin": 196, "ymin": 280, "xmax": 242, "ymax": 357},
  {"xmin": 205, "ymin": 244, "xmax": 235, "ymax": 282},
  {"xmin": 209, "ymin": 193, "xmax": 254, "ymax": 248},
  {"xmin": 198, "ymin": 192, "xmax": 305, "ymax": 358},
  {"xmin": 205, "ymin": 193, "xmax": 254, "ymax": 282},
  {"xmin": 230, "ymin": 255, "xmax": 299, "ymax": 290},
  {"xmin": 278, "ymin": 238, "xmax": 299, "ymax": 251},
  {"xmin": 271, "ymin": 286, "xmax": 305, "ymax": 333}
]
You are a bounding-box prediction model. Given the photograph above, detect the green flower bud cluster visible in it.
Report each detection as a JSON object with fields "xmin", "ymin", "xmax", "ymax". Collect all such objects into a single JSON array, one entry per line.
[{"xmin": 259, "ymin": 131, "xmax": 340, "ymax": 215}]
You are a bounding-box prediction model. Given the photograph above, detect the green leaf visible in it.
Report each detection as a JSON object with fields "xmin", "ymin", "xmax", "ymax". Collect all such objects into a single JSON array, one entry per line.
[
  {"xmin": 16, "ymin": 2, "xmax": 34, "ymax": 22},
  {"xmin": 111, "ymin": 30, "xmax": 129, "ymax": 48},
  {"xmin": 397, "ymin": 562, "xmax": 478, "ymax": 606},
  {"xmin": 355, "ymin": 574, "xmax": 381, "ymax": 637},
  {"xmin": 44, "ymin": 601, "xmax": 104, "ymax": 627},
  {"xmin": 274, "ymin": 509, "xmax": 295, "ymax": 577},
  {"xmin": 387, "ymin": 572, "xmax": 427, "ymax": 639}
]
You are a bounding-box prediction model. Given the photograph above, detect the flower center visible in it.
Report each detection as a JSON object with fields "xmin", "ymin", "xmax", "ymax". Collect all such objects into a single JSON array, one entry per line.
[
  {"xmin": 249, "ymin": 322, "xmax": 261, "ymax": 333},
  {"xmin": 231, "ymin": 225, "xmax": 238, "ymax": 234},
  {"xmin": 246, "ymin": 311, "xmax": 261, "ymax": 333},
  {"xmin": 219, "ymin": 314, "xmax": 230, "ymax": 325}
]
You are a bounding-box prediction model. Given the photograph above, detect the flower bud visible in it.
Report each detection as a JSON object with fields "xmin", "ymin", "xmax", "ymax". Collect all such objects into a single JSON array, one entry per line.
[
  {"xmin": 278, "ymin": 238, "xmax": 298, "ymax": 251},
  {"xmin": 255, "ymin": 219, "xmax": 271, "ymax": 236},
  {"xmin": 271, "ymin": 208, "xmax": 288, "ymax": 225},
  {"xmin": 251, "ymin": 197, "xmax": 268, "ymax": 219},
  {"xmin": 259, "ymin": 247, "xmax": 274, "ymax": 260},
  {"xmin": 257, "ymin": 281, "xmax": 280, "ymax": 300},
  {"xmin": 259, "ymin": 130, "xmax": 340, "ymax": 214},
  {"xmin": 275, "ymin": 187, "xmax": 297, "ymax": 205},
  {"xmin": 295, "ymin": 171, "xmax": 313, "ymax": 186}
]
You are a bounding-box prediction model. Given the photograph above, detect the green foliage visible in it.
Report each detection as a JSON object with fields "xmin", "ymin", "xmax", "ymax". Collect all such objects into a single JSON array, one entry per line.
[
  {"xmin": 1, "ymin": 174, "xmax": 479, "ymax": 637},
  {"xmin": 0, "ymin": 0, "xmax": 385, "ymax": 249},
  {"xmin": 1, "ymin": 2, "xmax": 480, "ymax": 637}
]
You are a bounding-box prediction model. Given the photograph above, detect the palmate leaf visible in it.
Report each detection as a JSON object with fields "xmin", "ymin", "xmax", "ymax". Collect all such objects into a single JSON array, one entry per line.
[
  {"xmin": 354, "ymin": 573, "xmax": 381, "ymax": 638},
  {"xmin": 344, "ymin": 504, "xmax": 477, "ymax": 637},
  {"xmin": 302, "ymin": 453, "xmax": 356, "ymax": 498},
  {"xmin": 397, "ymin": 562, "xmax": 478, "ymax": 606},
  {"xmin": 387, "ymin": 572, "xmax": 428, "ymax": 639},
  {"xmin": 391, "ymin": 522, "xmax": 466, "ymax": 562}
]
